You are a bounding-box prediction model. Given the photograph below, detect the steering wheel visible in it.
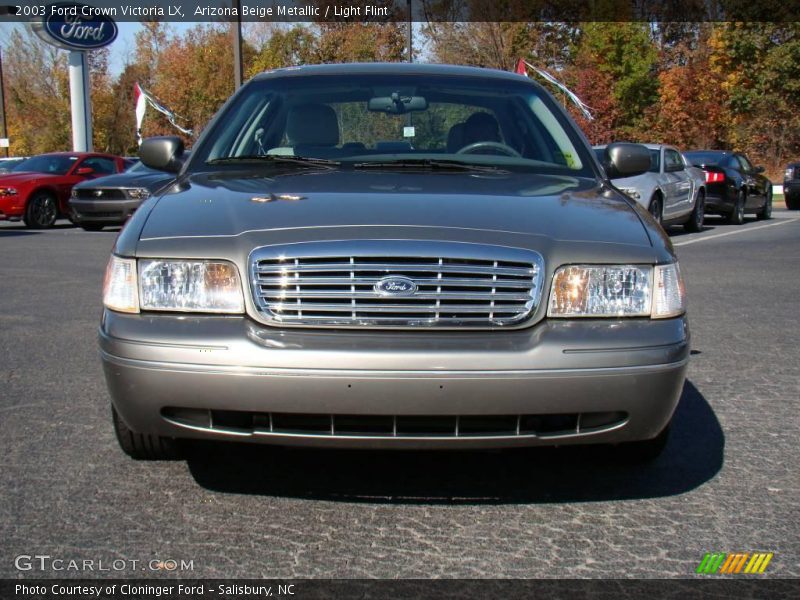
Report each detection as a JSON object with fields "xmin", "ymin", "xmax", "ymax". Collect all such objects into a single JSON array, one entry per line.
[{"xmin": 457, "ymin": 141, "xmax": 521, "ymax": 157}]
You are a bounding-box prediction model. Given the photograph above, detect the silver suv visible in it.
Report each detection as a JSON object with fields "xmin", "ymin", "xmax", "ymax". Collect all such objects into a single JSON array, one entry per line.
[{"xmin": 101, "ymin": 63, "xmax": 688, "ymax": 461}]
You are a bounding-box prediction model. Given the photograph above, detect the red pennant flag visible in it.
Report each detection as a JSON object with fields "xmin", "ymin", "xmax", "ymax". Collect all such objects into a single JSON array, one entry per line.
[{"xmin": 515, "ymin": 58, "xmax": 528, "ymax": 76}]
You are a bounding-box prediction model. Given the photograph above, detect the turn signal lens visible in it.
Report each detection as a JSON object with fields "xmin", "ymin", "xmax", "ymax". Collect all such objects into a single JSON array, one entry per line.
[
  {"xmin": 103, "ymin": 255, "xmax": 140, "ymax": 313},
  {"xmin": 652, "ymin": 263, "xmax": 686, "ymax": 318}
]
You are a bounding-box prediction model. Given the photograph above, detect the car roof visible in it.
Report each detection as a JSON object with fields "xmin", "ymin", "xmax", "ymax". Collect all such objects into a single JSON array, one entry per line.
[
  {"xmin": 685, "ymin": 150, "xmax": 731, "ymax": 156},
  {"xmin": 252, "ymin": 62, "xmax": 535, "ymax": 84}
]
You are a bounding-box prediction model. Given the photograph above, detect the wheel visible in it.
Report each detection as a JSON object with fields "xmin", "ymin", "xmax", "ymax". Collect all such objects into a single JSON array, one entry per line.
[
  {"xmin": 112, "ymin": 406, "xmax": 182, "ymax": 460},
  {"xmin": 456, "ymin": 141, "xmax": 521, "ymax": 157},
  {"xmin": 80, "ymin": 223, "xmax": 105, "ymax": 232},
  {"xmin": 648, "ymin": 194, "xmax": 663, "ymax": 226},
  {"xmin": 23, "ymin": 191, "xmax": 58, "ymax": 229},
  {"xmin": 613, "ymin": 423, "xmax": 671, "ymax": 463},
  {"xmin": 785, "ymin": 193, "xmax": 800, "ymax": 210},
  {"xmin": 757, "ymin": 189, "xmax": 772, "ymax": 220},
  {"xmin": 684, "ymin": 190, "xmax": 705, "ymax": 232},
  {"xmin": 726, "ymin": 190, "xmax": 745, "ymax": 225}
]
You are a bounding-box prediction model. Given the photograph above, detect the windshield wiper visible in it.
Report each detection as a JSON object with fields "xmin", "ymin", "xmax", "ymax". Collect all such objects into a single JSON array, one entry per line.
[
  {"xmin": 351, "ymin": 159, "xmax": 507, "ymax": 173},
  {"xmin": 208, "ymin": 155, "xmax": 340, "ymax": 169}
]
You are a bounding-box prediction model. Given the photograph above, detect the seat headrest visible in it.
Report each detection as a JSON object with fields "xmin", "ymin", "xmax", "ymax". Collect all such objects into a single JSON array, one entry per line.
[
  {"xmin": 447, "ymin": 123, "xmax": 466, "ymax": 153},
  {"xmin": 286, "ymin": 104, "xmax": 339, "ymax": 147}
]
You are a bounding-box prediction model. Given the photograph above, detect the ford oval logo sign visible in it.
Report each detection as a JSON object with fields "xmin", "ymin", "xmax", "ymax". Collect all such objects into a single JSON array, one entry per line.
[
  {"xmin": 41, "ymin": 3, "xmax": 118, "ymax": 50},
  {"xmin": 374, "ymin": 276, "xmax": 418, "ymax": 297}
]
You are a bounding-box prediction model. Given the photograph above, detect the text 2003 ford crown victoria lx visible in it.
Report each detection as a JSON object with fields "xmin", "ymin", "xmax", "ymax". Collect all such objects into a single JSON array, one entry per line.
[{"xmin": 101, "ymin": 64, "xmax": 689, "ymax": 461}]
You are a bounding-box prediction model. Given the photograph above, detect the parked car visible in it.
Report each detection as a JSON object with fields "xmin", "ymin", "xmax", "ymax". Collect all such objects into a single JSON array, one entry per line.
[
  {"xmin": 683, "ymin": 150, "xmax": 772, "ymax": 224},
  {"xmin": 69, "ymin": 159, "xmax": 182, "ymax": 231},
  {"xmin": 0, "ymin": 156, "xmax": 28, "ymax": 173},
  {"xmin": 101, "ymin": 63, "xmax": 688, "ymax": 462},
  {"xmin": 594, "ymin": 143, "xmax": 705, "ymax": 231},
  {"xmin": 0, "ymin": 152, "xmax": 128, "ymax": 228},
  {"xmin": 784, "ymin": 162, "xmax": 800, "ymax": 210}
]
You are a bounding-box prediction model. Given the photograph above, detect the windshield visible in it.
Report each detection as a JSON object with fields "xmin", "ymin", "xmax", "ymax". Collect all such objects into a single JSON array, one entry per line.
[
  {"xmin": 684, "ymin": 151, "xmax": 723, "ymax": 167},
  {"xmin": 196, "ymin": 73, "xmax": 592, "ymax": 176},
  {"xmin": 13, "ymin": 155, "xmax": 78, "ymax": 175}
]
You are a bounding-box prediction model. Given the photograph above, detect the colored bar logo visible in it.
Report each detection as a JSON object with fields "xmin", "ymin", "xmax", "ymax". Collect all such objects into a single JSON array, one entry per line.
[{"xmin": 696, "ymin": 552, "xmax": 773, "ymax": 574}]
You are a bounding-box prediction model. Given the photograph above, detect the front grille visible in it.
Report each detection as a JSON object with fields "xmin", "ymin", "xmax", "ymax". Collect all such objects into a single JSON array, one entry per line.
[
  {"xmin": 163, "ymin": 408, "xmax": 628, "ymax": 438},
  {"xmin": 74, "ymin": 188, "xmax": 127, "ymax": 200},
  {"xmin": 250, "ymin": 241, "xmax": 544, "ymax": 328}
]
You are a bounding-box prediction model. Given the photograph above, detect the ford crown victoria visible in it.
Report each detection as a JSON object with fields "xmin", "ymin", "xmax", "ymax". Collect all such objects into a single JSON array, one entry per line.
[{"xmin": 101, "ymin": 63, "xmax": 689, "ymax": 461}]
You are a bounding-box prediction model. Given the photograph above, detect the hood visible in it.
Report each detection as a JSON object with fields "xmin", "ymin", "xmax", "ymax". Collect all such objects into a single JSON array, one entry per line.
[
  {"xmin": 73, "ymin": 171, "xmax": 173, "ymax": 191},
  {"xmin": 138, "ymin": 169, "xmax": 651, "ymax": 247},
  {"xmin": 0, "ymin": 171, "xmax": 60, "ymax": 186}
]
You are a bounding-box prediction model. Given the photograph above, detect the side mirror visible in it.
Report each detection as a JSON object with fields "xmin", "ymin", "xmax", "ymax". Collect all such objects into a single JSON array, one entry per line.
[
  {"xmin": 754, "ymin": 165, "xmax": 765, "ymax": 174},
  {"xmin": 603, "ymin": 142, "xmax": 651, "ymax": 179},
  {"xmin": 76, "ymin": 167, "xmax": 94, "ymax": 176},
  {"xmin": 140, "ymin": 136, "xmax": 185, "ymax": 174}
]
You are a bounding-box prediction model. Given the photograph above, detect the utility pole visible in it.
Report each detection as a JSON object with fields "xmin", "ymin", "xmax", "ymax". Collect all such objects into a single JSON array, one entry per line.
[
  {"xmin": 0, "ymin": 48, "xmax": 8, "ymax": 157},
  {"xmin": 233, "ymin": 0, "xmax": 243, "ymax": 89}
]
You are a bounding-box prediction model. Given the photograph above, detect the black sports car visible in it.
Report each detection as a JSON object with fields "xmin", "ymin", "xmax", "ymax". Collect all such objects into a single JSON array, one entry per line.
[
  {"xmin": 69, "ymin": 160, "xmax": 179, "ymax": 231},
  {"xmin": 683, "ymin": 150, "xmax": 772, "ymax": 224},
  {"xmin": 784, "ymin": 162, "xmax": 800, "ymax": 210}
]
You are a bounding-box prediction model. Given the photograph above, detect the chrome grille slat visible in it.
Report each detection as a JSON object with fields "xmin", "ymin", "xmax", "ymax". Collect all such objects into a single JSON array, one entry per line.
[
  {"xmin": 257, "ymin": 276, "xmax": 533, "ymax": 288},
  {"xmin": 250, "ymin": 242, "xmax": 544, "ymax": 329},
  {"xmin": 259, "ymin": 290, "xmax": 533, "ymax": 301},
  {"xmin": 256, "ymin": 262, "xmax": 534, "ymax": 276},
  {"xmin": 268, "ymin": 303, "xmax": 527, "ymax": 313}
]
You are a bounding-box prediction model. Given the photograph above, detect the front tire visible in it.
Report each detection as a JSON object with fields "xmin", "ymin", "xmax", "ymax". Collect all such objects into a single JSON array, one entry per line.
[
  {"xmin": 684, "ymin": 190, "xmax": 705, "ymax": 232},
  {"xmin": 24, "ymin": 192, "xmax": 58, "ymax": 229},
  {"xmin": 112, "ymin": 406, "xmax": 182, "ymax": 460},
  {"xmin": 648, "ymin": 194, "xmax": 663, "ymax": 226},
  {"xmin": 726, "ymin": 190, "xmax": 745, "ymax": 225},
  {"xmin": 757, "ymin": 189, "xmax": 772, "ymax": 220},
  {"xmin": 785, "ymin": 193, "xmax": 800, "ymax": 210}
]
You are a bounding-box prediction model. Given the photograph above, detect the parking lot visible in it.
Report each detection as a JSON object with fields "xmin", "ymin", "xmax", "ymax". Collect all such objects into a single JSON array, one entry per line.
[{"xmin": 1, "ymin": 210, "xmax": 798, "ymax": 578}]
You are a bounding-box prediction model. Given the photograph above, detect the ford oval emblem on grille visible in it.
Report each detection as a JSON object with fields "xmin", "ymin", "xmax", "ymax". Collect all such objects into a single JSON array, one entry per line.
[{"xmin": 374, "ymin": 276, "xmax": 418, "ymax": 297}]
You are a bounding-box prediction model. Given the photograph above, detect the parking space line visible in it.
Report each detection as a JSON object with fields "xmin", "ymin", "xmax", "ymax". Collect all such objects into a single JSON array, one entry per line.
[{"xmin": 673, "ymin": 218, "xmax": 800, "ymax": 247}]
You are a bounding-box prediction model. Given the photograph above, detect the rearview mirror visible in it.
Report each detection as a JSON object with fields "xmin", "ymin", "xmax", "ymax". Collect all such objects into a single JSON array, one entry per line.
[
  {"xmin": 368, "ymin": 93, "xmax": 428, "ymax": 114},
  {"xmin": 602, "ymin": 143, "xmax": 651, "ymax": 179},
  {"xmin": 140, "ymin": 136, "xmax": 186, "ymax": 174}
]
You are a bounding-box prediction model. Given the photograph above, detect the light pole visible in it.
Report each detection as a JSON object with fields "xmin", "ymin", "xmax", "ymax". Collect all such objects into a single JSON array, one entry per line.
[
  {"xmin": 233, "ymin": 0, "xmax": 243, "ymax": 89},
  {"xmin": 407, "ymin": 0, "xmax": 413, "ymax": 63},
  {"xmin": 0, "ymin": 47, "xmax": 8, "ymax": 158}
]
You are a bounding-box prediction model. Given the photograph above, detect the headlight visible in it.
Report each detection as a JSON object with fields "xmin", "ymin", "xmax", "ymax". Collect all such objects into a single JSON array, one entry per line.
[
  {"xmin": 547, "ymin": 263, "xmax": 685, "ymax": 318},
  {"xmin": 139, "ymin": 260, "xmax": 244, "ymax": 313},
  {"xmin": 126, "ymin": 188, "xmax": 151, "ymax": 200},
  {"xmin": 618, "ymin": 187, "xmax": 641, "ymax": 200},
  {"xmin": 103, "ymin": 256, "xmax": 140, "ymax": 313},
  {"xmin": 0, "ymin": 187, "xmax": 18, "ymax": 197},
  {"xmin": 786, "ymin": 168, "xmax": 794, "ymax": 180}
]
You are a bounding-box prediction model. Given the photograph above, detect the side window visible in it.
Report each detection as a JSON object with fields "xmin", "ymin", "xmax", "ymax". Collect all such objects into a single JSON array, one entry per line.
[
  {"xmin": 82, "ymin": 157, "xmax": 116, "ymax": 175},
  {"xmin": 665, "ymin": 149, "xmax": 684, "ymax": 172},
  {"xmin": 737, "ymin": 155, "xmax": 754, "ymax": 173}
]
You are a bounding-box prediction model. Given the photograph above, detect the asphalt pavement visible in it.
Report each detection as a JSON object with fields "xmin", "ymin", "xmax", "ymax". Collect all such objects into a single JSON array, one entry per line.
[{"xmin": 1, "ymin": 209, "xmax": 798, "ymax": 579}]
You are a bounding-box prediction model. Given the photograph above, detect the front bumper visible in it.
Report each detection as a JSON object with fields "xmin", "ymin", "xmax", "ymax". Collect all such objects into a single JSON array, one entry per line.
[
  {"xmin": 69, "ymin": 198, "xmax": 141, "ymax": 223},
  {"xmin": 100, "ymin": 311, "xmax": 690, "ymax": 449}
]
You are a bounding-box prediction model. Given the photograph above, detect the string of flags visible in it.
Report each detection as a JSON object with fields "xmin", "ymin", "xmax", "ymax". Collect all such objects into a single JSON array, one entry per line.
[
  {"xmin": 134, "ymin": 83, "xmax": 194, "ymax": 145},
  {"xmin": 515, "ymin": 58, "xmax": 594, "ymax": 121}
]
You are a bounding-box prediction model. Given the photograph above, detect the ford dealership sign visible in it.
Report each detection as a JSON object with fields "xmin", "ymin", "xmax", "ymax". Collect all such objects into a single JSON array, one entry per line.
[{"xmin": 34, "ymin": 3, "xmax": 117, "ymax": 51}]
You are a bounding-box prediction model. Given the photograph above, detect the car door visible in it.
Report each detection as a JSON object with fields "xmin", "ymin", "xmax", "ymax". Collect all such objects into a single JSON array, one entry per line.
[
  {"xmin": 736, "ymin": 154, "xmax": 764, "ymax": 209},
  {"xmin": 662, "ymin": 148, "xmax": 692, "ymax": 217}
]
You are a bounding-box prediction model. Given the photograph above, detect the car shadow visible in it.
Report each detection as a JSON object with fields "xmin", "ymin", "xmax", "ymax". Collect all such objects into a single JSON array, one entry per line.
[{"xmin": 186, "ymin": 380, "xmax": 723, "ymax": 504}]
